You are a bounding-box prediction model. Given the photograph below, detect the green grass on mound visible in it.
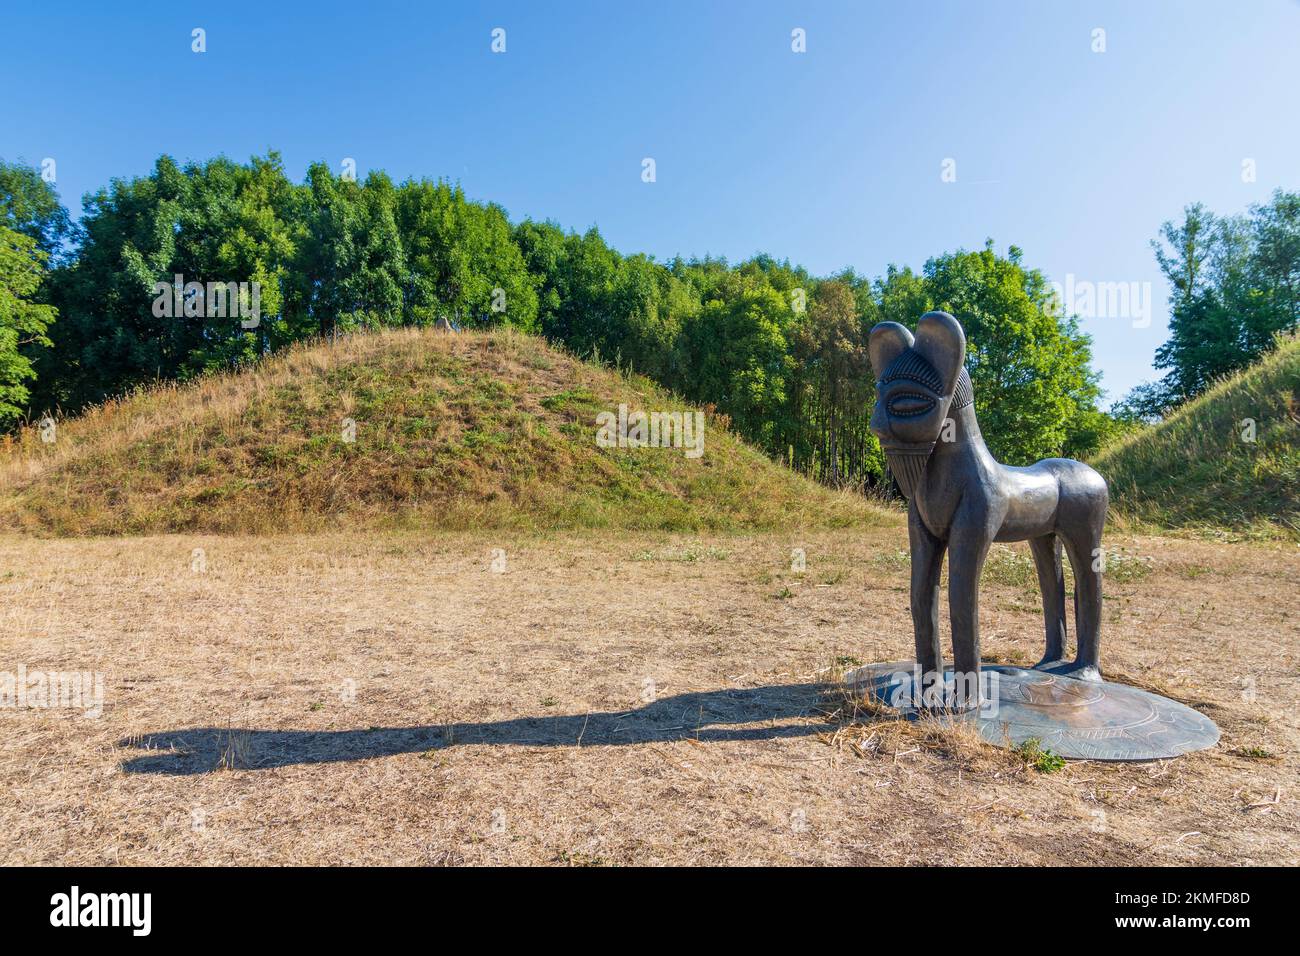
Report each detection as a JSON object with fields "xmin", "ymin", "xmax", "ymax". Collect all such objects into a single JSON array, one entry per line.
[
  {"xmin": 1093, "ymin": 334, "xmax": 1300, "ymax": 539},
  {"xmin": 0, "ymin": 328, "xmax": 891, "ymax": 536}
]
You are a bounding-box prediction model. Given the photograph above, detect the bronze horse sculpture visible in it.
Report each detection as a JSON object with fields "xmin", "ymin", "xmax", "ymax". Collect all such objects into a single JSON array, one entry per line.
[{"xmin": 868, "ymin": 311, "xmax": 1109, "ymax": 709}]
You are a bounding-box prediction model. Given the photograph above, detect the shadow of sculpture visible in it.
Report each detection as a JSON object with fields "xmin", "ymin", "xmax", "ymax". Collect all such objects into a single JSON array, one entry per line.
[{"xmin": 118, "ymin": 682, "xmax": 832, "ymax": 775}]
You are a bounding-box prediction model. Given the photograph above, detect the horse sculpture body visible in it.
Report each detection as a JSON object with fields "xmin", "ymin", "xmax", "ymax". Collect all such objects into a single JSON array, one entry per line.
[{"xmin": 868, "ymin": 311, "xmax": 1109, "ymax": 708}]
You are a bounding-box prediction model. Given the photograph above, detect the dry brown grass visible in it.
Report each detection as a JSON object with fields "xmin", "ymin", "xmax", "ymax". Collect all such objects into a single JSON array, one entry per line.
[{"xmin": 1, "ymin": 526, "xmax": 1295, "ymax": 865}]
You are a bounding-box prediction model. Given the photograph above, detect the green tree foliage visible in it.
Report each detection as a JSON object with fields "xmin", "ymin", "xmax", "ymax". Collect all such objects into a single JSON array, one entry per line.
[
  {"xmin": 516, "ymin": 222, "xmax": 682, "ymax": 379},
  {"xmin": 29, "ymin": 154, "xmax": 300, "ymax": 411},
  {"xmin": 675, "ymin": 272, "xmax": 795, "ymax": 446},
  {"xmin": 1129, "ymin": 190, "xmax": 1300, "ymax": 417},
  {"xmin": 287, "ymin": 164, "xmax": 404, "ymax": 339},
  {"xmin": 878, "ymin": 243, "xmax": 1106, "ymax": 464},
  {"xmin": 398, "ymin": 180, "xmax": 537, "ymax": 331},
  {"xmin": 787, "ymin": 280, "xmax": 881, "ymax": 484},
  {"xmin": 1, "ymin": 160, "xmax": 67, "ymax": 421},
  {"xmin": 33, "ymin": 155, "xmax": 193, "ymax": 410},
  {"xmin": 170, "ymin": 154, "xmax": 298, "ymax": 370},
  {"xmin": 0, "ymin": 225, "xmax": 55, "ymax": 424},
  {"xmin": 0, "ymin": 159, "xmax": 73, "ymax": 261},
  {"xmin": 0, "ymin": 152, "xmax": 1119, "ymax": 497}
]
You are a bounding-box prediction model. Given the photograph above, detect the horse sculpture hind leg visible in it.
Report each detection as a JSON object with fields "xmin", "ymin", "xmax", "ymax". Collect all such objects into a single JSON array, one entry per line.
[
  {"xmin": 1043, "ymin": 462, "xmax": 1109, "ymax": 682},
  {"xmin": 1030, "ymin": 534, "xmax": 1067, "ymax": 669}
]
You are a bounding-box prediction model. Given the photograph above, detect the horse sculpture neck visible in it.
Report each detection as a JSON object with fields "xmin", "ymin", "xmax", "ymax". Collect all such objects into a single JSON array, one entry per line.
[{"xmin": 928, "ymin": 401, "xmax": 995, "ymax": 470}]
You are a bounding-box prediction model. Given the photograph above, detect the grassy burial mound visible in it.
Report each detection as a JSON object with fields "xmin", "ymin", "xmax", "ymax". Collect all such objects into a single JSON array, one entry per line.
[
  {"xmin": 0, "ymin": 328, "xmax": 887, "ymax": 536},
  {"xmin": 1094, "ymin": 335, "xmax": 1299, "ymax": 538}
]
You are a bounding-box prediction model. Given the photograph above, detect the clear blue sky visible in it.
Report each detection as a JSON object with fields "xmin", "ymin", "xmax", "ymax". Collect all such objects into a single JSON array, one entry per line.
[{"xmin": 3, "ymin": 0, "xmax": 1297, "ymax": 404}]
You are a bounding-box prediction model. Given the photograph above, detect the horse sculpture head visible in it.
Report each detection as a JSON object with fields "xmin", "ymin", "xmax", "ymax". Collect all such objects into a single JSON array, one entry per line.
[{"xmin": 868, "ymin": 310, "xmax": 972, "ymax": 497}]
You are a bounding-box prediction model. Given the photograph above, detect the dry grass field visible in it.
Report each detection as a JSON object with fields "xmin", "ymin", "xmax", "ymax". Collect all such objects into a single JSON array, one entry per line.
[
  {"xmin": 0, "ymin": 329, "xmax": 1294, "ymax": 866},
  {"xmin": 2, "ymin": 524, "xmax": 1295, "ymax": 866}
]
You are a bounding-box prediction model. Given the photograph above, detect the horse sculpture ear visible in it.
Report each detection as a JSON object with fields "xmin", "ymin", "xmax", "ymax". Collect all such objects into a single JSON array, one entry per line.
[
  {"xmin": 912, "ymin": 311, "xmax": 966, "ymax": 396},
  {"xmin": 868, "ymin": 322, "xmax": 915, "ymax": 380}
]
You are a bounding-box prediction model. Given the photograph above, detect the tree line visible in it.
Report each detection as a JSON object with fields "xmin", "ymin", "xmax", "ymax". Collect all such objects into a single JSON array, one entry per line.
[
  {"xmin": 1117, "ymin": 190, "xmax": 1300, "ymax": 420},
  {"xmin": 2, "ymin": 151, "xmax": 1205, "ymax": 489}
]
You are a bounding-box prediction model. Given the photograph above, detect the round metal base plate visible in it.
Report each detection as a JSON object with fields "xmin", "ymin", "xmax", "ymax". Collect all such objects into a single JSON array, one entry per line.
[{"xmin": 843, "ymin": 662, "xmax": 1220, "ymax": 761}]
